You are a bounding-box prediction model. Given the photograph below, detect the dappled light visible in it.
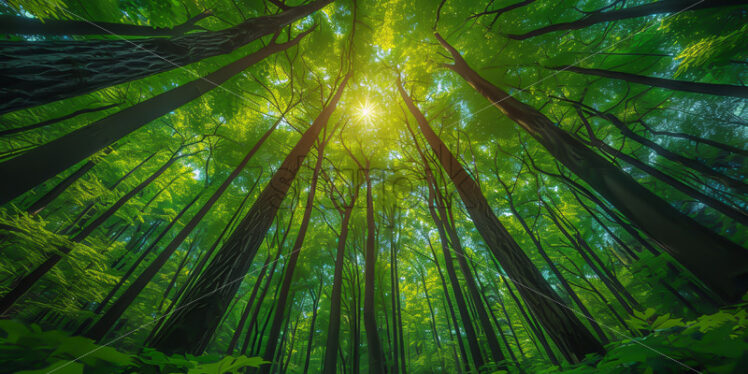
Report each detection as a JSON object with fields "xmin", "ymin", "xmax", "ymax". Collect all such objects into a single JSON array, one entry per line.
[{"xmin": 0, "ymin": 0, "xmax": 746, "ymax": 373}]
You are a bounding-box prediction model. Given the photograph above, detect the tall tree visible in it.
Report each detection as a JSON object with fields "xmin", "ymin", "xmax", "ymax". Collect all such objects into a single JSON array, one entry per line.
[
  {"xmin": 504, "ymin": 0, "xmax": 745, "ymax": 40},
  {"xmin": 148, "ymin": 73, "xmax": 350, "ymax": 355},
  {"xmin": 0, "ymin": 28, "xmax": 314, "ymax": 206},
  {"xmin": 398, "ymin": 77, "xmax": 604, "ymax": 363},
  {"xmin": 0, "ymin": 0, "xmax": 332, "ymax": 114},
  {"xmin": 434, "ymin": 33, "xmax": 748, "ymax": 303}
]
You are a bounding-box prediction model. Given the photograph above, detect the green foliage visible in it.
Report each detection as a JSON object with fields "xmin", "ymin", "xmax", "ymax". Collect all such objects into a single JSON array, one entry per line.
[
  {"xmin": 524, "ymin": 306, "xmax": 748, "ymax": 374},
  {"xmin": 0, "ymin": 320, "xmax": 267, "ymax": 373}
]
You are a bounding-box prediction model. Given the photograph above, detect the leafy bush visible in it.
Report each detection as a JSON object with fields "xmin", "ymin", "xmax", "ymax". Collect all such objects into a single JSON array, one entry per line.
[
  {"xmin": 519, "ymin": 303, "xmax": 748, "ymax": 374},
  {"xmin": 0, "ymin": 320, "xmax": 268, "ymax": 373}
]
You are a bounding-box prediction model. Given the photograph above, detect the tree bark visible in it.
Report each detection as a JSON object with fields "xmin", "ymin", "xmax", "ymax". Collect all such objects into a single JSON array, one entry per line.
[
  {"xmin": 148, "ymin": 74, "xmax": 349, "ymax": 355},
  {"xmin": 505, "ymin": 0, "xmax": 746, "ymax": 40},
  {"xmin": 0, "ymin": 28, "xmax": 313, "ymax": 206},
  {"xmin": 399, "ymin": 77, "xmax": 603, "ymax": 363},
  {"xmin": 261, "ymin": 130, "xmax": 329, "ymax": 372},
  {"xmin": 84, "ymin": 115, "xmax": 279, "ymax": 341},
  {"xmin": 0, "ymin": 11, "xmax": 211, "ymax": 37},
  {"xmin": 322, "ymin": 183, "xmax": 361, "ymax": 374},
  {"xmin": 435, "ymin": 33, "xmax": 748, "ymax": 303},
  {"xmin": 362, "ymin": 168, "xmax": 387, "ymax": 374},
  {"xmin": 0, "ymin": 1, "xmax": 331, "ymax": 114},
  {"xmin": 549, "ymin": 65, "xmax": 748, "ymax": 99},
  {"xmin": 0, "ymin": 103, "xmax": 121, "ymax": 137}
]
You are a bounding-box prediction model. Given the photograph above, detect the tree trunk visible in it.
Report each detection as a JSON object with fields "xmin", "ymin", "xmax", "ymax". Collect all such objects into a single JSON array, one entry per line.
[
  {"xmin": 399, "ymin": 77, "xmax": 603, "ymax": 363},
  {"xmin": 505, "ymin": 0, "xmax": 746, "ymax": 40},
  {"xmin": 25, "ymin": 154, "xmax": 100, "ymax": 215},
  {"xmin": 436, "ymin": 33, "xmax": 748, "ymax": 303},
  {"xmin": 0, "ymin": 1, "xmax": 331, "ymax": 114},
  {"xmin": 427, "ymin": 194, "xmax": 485, "ymax": 371},
  {"xmin": 154, "ymin": 238, "xmax": 199, "ymax": 314},
  {"xmin": 322, "ymin": 184, "xmax": 361, "ymax": 374},
  {"xmin": 227, "ymin": 255, "xmax": 271, "ymax": 355},
  {"xmin": 0, "ymin": 153, "xmax": 180, "ymax": 314},
  {"xmin": 75, "ymin": 190, "xmax": 202, "ymax": 335},
  {"xmin": 497, "ymin": 174, "xmax": 609, "ymax": 344},
  {"xmin": 574, "ymin": 111, "xmax": 748, "ymax": 226},
  {"xmin": 564, "ymin": 99, "xmax": 748, "ymax": 193},
  {"xmin": 303, "ymin": 282, "xmax": 322, "ymax": 374},
  {"xmin": 0, "ymin": 29, "xmax": 313, "ymax": 206},
  {"xmin": 261, "ymin": 131, "xmax": 328, "ymax": 371},
  {"xmin": 471, "ymin": 0, "xmax": 537, "ymax": 28},
  {"xmin": 0, "ymin": 12, "xmax": 211, "ymax": 37},
  {"xmin": 362, "ymin": 169, "xmax": 387, "ymax": 374},
  {"xmin": 84, "ymin": 115, "xmax": 279, "ymax": 341},
  {"xmin": 638, "ymin": 121, "xmax": 748, "ymax": 157},
  {"xmin": 148, "ymin": 74, "xmax": 349, "ymax": 355},
  {"xmin": 549, "ymin": 65, "xmax": 748, "ymax": 99},
  {"xmin": 429, "ymin": 241, "xmax": 471, "ymax": 373},
  {"xmin": 0, "ymin": 103, "xmax": 121, "ymax": 137},
  {"xmin": 430, "ymin": 172, "xmax": 507, "ymax": 365}
]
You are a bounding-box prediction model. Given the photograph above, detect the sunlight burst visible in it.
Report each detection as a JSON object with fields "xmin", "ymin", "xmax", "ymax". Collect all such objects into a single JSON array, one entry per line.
[{"xmin": 355, "ymin": 101, "xmax": 377, "ymax": 122}]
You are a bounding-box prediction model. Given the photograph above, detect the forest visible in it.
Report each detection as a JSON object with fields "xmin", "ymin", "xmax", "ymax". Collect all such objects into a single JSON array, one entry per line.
[{"xmin": 0, "ymin": 0, "xmax": 746, "ymax": 373}]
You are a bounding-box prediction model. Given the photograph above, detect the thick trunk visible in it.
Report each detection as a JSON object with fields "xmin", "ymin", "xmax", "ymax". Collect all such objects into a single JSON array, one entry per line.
[
  {"xmin": 0, "ymin": 1, "xmax": 331, "ymax": 114},
  {"xmin": 436, "ymin": 33, "xmax": 748, "ymax": 303},
  {"xmin": 322, "ymin": 185, "xmax": 361, "ymax": 374},
  {"xmin": 261, "ymin": 134, "xmax": 328, "ymax": 371},
  {"xmin": 148, "ymin": 74, "xmax": 348, "ymax": 355},
  {"xmin": 399, "ymin": 77, "xmax": 603, "ymax": 363},
  {"xmin": 0, "ymin": 154, "xmax": 178, "ymax": 314},
  {"xmin": 84, "ymin": 116, "xmax": 278, "ymax": 341},
  {"xmin": 0, "ymin": 103, "xmax": 120, "ymax": 137},
  {"xmin": 362, "ymin": 171, "xmax": 387, "ymax": 374},
  {"xmin": 506, "ymin": 0, "xmax": 745, "ymax": 40},
  {"xmin": 550, "ymin": 65, "xmax": 748, "ymax": 99},
  {"xmin": 0, "ymin": 12, "xmax": 211, "ymax": 37},
  {"xmin": 0, "ymin": 29, "xmax": 312, "ymax": 206}
]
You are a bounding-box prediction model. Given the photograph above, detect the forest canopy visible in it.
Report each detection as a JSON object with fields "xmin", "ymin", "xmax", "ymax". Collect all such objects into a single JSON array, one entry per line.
[{"xmin": 0, "ymin": 0, "xmax": 746, "ymax": 373}]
